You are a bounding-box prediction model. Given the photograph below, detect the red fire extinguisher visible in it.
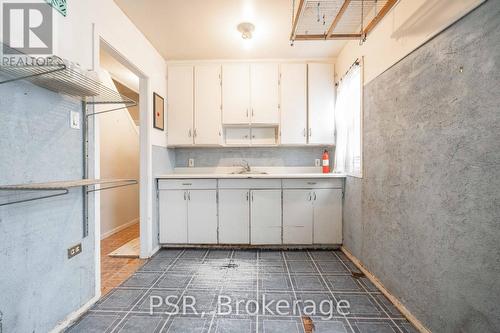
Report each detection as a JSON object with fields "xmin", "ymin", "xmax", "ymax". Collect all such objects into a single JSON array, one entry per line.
[{"xmin": 322, "ymin": 149, "xmax": 330, "ymax": 173}]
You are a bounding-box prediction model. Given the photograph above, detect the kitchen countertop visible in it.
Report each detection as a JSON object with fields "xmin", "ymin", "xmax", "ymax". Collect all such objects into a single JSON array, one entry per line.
[{"xmin": 156, "ymin": 167, "xmax": 346, "ymax": 179}]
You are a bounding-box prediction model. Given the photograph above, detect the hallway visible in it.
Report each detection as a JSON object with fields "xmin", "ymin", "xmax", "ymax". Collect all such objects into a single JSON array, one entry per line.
[{"xmin": 101, "ymin": 223, "xmax": 144, "ymax": 295}]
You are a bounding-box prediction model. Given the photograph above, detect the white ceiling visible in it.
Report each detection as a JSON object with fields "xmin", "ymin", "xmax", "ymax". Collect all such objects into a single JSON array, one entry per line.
[
  {"xmin": 100, "ymin": 47, "xmax": 140, "ymax": 92},
  {"xmin": 114, "ymin": 0, "xmax": 347, "ymax": 60}
]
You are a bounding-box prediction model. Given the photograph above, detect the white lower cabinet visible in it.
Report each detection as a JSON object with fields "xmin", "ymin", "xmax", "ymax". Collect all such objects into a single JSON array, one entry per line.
[
  {"xmin": 159, "ymin": 190, "xmax": 188, "ymax": 244},
  {"xmin": 283, "ymin": 190, "xmax": 313, "ymax": 244},
  {"xmin": 187, "ymin": 190, "xmax": 218, "ymax": 244},
  {"xmin": 313, "ymin": 189, "xmax": 342, "ymax": 244},
  {"xmin": 283, "ymin": 182, "xmax": 343, "ymax": 245},
  {"xmin": 218, "ymin": 189, "xmax": 250, "ymax": 244},
  {"xmin": 250, "ymin": 190, "xmax": 282, "ymax": 245},
  {"xmin": 159, "ymin": 184, "xmax": 217, "ymax": 244},
  {"xmin": 159, "ymin": 178, "xmax": 342, "ymax": 245}
]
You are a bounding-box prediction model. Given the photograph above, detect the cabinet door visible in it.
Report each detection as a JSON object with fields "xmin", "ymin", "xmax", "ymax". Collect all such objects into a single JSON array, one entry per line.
[
  {"xmin": 280, "ymin": 64, "xmax": 307, "ymax": 144},
  {"xmin": 219, "ymin": 189, "xmax": 250, "ymax": 244},
  {"xmin": 159, "ymin": 190, "xmax": 187, "ymax": 244},
  {"xmin": 283, "ymin": 190, "xmax": 313, "ymax": 244},
  {"xmin": 313, "ymin": 189, "xmax": 342, "ymax": 244},
  {"xmin": 250, "ymin": 63, "xmax": 280, "ymax": 125},
  {"xmin": 308, "ymin": 63, "xmax": 335, "ymax": 145},
  {"xmin": 187, "ymin": 190, "xmax": 218, "ymax": 244},
  {"xmin": 167, "ymin": 66, "xmax": 194, "ymax": 145},
  {"xmin": 250, "ymin": 190, "xmax": 282, "ymax": 245},
  {"xmin": 222, "ymin": 64, "xmax": 250, "ymax": 124},
  {"xmin": 194, "ymin": 65, "xmax": 222, "ymax": 145}
]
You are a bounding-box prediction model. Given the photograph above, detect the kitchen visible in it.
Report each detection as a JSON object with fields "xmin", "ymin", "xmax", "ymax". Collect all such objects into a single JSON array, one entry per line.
[{"xmin": 0, "ymin": 0, "xmax": 498, "ymax": 333}]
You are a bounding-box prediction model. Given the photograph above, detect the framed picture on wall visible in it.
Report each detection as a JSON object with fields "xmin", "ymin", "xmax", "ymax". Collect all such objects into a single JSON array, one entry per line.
[{"xmin": 153, "ymin": 92, "xmax": 165, "ymax": 130}]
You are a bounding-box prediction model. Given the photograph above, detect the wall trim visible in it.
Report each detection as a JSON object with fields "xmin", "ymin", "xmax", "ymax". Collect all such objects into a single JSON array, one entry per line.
[
  {"xmin": 341, "ymin": 246, "xmax": 432, "ymax": 333},
  {"xmin": 48, "ymin": 294, "xmax": 100, "ymax": 333},
  {"xmin": 100, "ymin": 218, "xmax": 139, "ymax": 240}
]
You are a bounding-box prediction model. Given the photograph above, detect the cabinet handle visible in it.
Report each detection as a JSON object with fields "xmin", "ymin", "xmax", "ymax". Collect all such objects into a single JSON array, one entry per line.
[
  {"xmin": 184, "ymin": 191, "xmax": 187, "ymax": 200},
  {"xmin": 246, "ymin": 109, "xmax": 249, "ymax": 117},
  {"xmin": 188, "ymin": 192, "xmax": 191, "ymax": 200},
  {"xmin": 307, "ymin": 182, "xmax": 317, "ymax": 185},
  {"xmin": 188, "ymin": 129, "xmax": 192, "ymax": 137},
  {"xmin": 308, "ymin": 128, "xmax": 312, "ymax": 137},
  {"xmin": 251, "ymin": 192, "xmax": 254, "ymax": 202},
  {"xmin": 303, "ymin": 128, "xmax": 306, "ymax": 137},
  {"xmin": 193, "ymin": 129, "xmax": 197, "ymax": 137},
  {"xmin": 182, "ymin": 183, "xmax": 192, "ymax": 186},
  {"xmin": 251, "ymin": 108, "xmax": 254, "ymax": 117},
  {"xmin": 313, "ymin": 192, "xmax": 317, "ymax": 201},
  {"xmin": 246, "ymin": 192, "xmax": 249, "ymax": 201},
  {"xmin": 308, "ymin": 192, "xmax": 312, "ymax": 201}
]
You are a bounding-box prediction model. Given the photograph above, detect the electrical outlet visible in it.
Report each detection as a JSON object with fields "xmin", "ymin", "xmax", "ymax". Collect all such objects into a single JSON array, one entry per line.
[
  {"xmin": 68, "ymin": 243, "xmax": 82, "ymax": 259},
  {"xmin": 188, "ymin": 158, "xmax": 195, "ymax": 167},
  {"xmin": 315, "ymin": 159, "xmax": 321, "ymax": 167},
  {"xmin": 70, "ymin": 111, "xmax": 80, "ymax": 129}
]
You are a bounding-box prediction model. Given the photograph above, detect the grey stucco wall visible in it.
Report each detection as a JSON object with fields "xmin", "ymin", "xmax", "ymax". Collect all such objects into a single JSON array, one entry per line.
[
  {"xmin": 343, "ymin": 2, "xmax": 500, "ymax": 332},
  {"xmin": 174, "ymin": 147, "xmax": 332, "ymax": 168},
  {"xmin": 0, "ymin": 79, "xmax": 96, "ymax": 332}
]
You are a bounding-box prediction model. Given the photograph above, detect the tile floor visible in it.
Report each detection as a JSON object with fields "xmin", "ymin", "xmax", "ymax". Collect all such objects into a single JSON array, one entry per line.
[
  {"xmin": 101, "ymin": 223, "xmax": 145, "ymax": 295},
  {"xmin": 68, "ymin": 249, "xmax": 418, "ymax": 333}
]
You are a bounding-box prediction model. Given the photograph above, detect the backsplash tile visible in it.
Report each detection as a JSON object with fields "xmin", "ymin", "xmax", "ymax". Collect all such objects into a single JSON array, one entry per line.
[{"xmin": 174, "ymin": 147, "xmax": 334, "ymax": 168}]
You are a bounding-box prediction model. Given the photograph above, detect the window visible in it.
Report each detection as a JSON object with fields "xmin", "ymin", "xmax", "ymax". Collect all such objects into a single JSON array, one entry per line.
[{"xmin": 334, "ymin": 63, "xmax": 362, "ymax": 177}]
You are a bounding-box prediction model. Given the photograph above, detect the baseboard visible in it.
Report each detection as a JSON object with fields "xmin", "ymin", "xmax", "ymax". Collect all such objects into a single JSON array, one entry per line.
[
  {"xmin": 149, "ymin": 245, "xmax": 161, "ymax": 258},
  {"xmin": 100, "ymin": 218, "xmax": 139, "ymax": 240},
  {"xmin": 341, "ymin": 246, "xmax": 432, "ymax": 333},
  {"xmin": 49, "ymin": 294, "xmax": 100, "ymax": 333}
]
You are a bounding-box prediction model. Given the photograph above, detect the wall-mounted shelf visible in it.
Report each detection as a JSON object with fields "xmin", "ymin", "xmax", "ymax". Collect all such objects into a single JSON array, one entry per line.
[
  {"xmin": 0, "ymin": 50, "xmax": 139, "ymax": 236},
  {"xmin": 0, "ymin": 54, "xmax": 136, "ymax": 109},
  {"xmin": 0, "ymin": 179, "xmax": 137, "ymax": 207}
]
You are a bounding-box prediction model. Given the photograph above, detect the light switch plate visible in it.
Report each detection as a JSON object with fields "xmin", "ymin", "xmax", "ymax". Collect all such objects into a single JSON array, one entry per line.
[
  {"xmin": 315, "ymin": 159, "xmax": 321, "ymax": 167},
  {"xmin": 188, "ymin": 159, "xmax": 195, "ymax": 167},
  {"xmin": 70, "ymin": 111, "xmax": 80, "ymax": 129}
]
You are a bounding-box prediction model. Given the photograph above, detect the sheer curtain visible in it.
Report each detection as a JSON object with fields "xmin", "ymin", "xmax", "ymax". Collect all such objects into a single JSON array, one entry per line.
[{"xmin": 334, "ymin": 64, "xmax": 362, "ymax": 176}]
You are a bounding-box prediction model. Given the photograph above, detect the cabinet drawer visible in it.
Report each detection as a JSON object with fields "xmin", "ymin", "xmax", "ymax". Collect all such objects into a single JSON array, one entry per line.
[
  {"xmin": 282, "ymin": 178, "xmax": 343, "ymax": 189},
  {"xmin": 158, "ymin": 179, "xmax": 217, "ymax": 190},
  {"xmin": 218, "ymin": 179, "xmax": 281, "ymax": 189}
]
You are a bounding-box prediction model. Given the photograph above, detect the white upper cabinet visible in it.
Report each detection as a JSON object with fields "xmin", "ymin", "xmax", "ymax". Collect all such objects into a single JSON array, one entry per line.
[
  {"xmin": 167, "ymin": 65, "xmax": 194, "ymax": 146},
  {"xmin": 280, "ymin": 64, "xmax": 307, "ymax": 144},
  {"xmin": 167, "ymin": 62, "xmax": 336, "ymax": 147},
  {"xmin": 194, "ymin": 65, "xmax": 222, "ymax": 145},
  {"xmin": 308, "ymin": 63, "xmax": 335, "ymax": 145},
  {"xmin": 250, "ymin": 63, "xmax": 280, "ymax": 125},
  {"xmin": 222, "ymin": 64, "xmax": 250, "ymax": 125}
]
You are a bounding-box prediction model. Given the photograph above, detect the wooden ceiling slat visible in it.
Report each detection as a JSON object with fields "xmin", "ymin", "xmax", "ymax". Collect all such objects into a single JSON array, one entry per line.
[
  {"xmin": 363, "ymin": 0, "xmax": 398, "ymax": 35},
  {"xmin": 326, "ymin": 0, "xmax": 352, "ymax": 37},
  {"xmin": 290, "ymin": 0, "xmax": 306, "ymax": 41}
]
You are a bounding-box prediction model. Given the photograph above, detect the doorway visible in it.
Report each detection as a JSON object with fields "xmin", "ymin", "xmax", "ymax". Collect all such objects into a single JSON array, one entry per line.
[{"xmin": 97, "ymin": 42, "xmax": 143, "ymax": 294}]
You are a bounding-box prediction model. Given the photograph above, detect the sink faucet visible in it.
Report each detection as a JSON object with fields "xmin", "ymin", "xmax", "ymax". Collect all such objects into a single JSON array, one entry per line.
[{"xmin": 240, "ymin": 159, "xmax": 251, "ymax": 172}]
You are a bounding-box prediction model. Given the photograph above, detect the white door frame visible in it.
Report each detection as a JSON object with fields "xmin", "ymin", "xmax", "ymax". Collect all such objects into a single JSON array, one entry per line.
[{"xmin": 91, "ymin": 24, "xmax": 154, "ymax": 297}]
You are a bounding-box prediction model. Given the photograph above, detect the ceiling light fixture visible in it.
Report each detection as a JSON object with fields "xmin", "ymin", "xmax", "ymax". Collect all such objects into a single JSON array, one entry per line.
[{"xmin": 237, "ymin": 22, "xmax": 255, "ymax": 40}]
